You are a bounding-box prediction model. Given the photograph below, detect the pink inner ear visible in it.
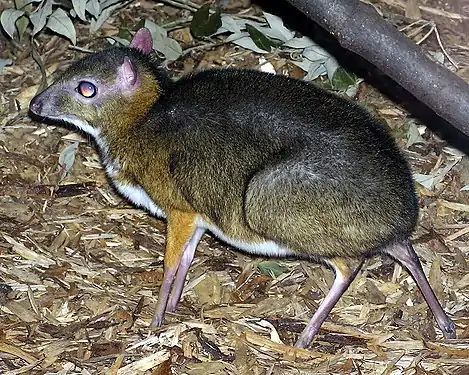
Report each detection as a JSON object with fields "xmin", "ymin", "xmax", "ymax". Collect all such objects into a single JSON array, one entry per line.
[
  {"xmin": 120, "ymin": 57, "xmax": 138, "ymax": 87},
  {"xmin": 130, "ymin": 28, "xmax": 153, "ymax": 55}
]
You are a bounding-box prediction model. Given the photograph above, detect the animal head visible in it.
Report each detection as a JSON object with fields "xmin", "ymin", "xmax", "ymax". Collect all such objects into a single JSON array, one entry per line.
[{"xmin": 29, "ymin": 28, "xmax": 161, "ymax": 139}]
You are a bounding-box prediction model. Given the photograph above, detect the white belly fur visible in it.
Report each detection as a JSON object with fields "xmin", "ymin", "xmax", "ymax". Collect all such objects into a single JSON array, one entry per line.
[
  {"xmin": 95, "ymin": 136, "xmax": 166, "ymax": 218},
  {"xmin": 113, "ymin": 181, "xmax": 292, "ymax": 257},
  {"xmin": 197, "ymin": 218, "xmax": 294, "ymax": 258},
  {"xmin": 82, "ymin": 122, "xmax": 291, "ymax": 257},
  {"xmin": 113, "ymin": 181, "xmax": 166, "ymax": 218}
]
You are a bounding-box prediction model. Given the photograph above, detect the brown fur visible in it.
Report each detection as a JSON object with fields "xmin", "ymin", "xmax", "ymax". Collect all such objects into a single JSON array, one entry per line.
[{"xmin": 29, "ymin": 42, "xmax": 457, "ymax": 347}]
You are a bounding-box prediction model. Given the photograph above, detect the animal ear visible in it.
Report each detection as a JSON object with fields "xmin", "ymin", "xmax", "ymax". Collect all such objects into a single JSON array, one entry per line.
[
  {"xmin": 118, "ymin": 57, "xmax": 138, "ymax": 89},
  {"xmin": 130, "ymin": 28, "xmax": 153, "ymax": 55}
]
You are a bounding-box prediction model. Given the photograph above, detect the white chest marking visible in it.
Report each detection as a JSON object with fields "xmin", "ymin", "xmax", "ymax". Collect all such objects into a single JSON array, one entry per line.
[
  {"xmin": 60, "ymin": 119, "xmax": 289, "ymax": 251},
  {"xmin": 57, "ymin": 118, "xmax": 165, "ymax": 218},
  {"xmin": 197, "ymin": 218, "xmax": 294, "ymax": 257},
  {"xmin": 91, "ymin": 133, "xmax": 165, "ymax": 219},
  {"xmin": 113, "ymin": 181, "xmax": 166, "ymax": 218},
  {"xmin": 61, "ymin": 116, "xmax": 101, "ymax": 139}
]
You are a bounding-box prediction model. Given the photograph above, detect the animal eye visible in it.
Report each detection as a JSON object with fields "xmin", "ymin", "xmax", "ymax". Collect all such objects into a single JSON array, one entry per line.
[{"xmin": 77, "ymin": 81, "xmax": 97, "ymax": 98}]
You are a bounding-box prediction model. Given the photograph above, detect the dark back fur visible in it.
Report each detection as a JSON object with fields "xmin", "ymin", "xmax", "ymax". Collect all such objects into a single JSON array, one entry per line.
[{"xmin": 141, "ymin": 68, "xmax": 419, "ymax": 256}]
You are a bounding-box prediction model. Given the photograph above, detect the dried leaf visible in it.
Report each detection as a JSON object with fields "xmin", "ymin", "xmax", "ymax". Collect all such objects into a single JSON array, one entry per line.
[
  {"xmin": 3, "ymin": 235, "xmax": 54, "ymax": 266},
  {"xmin": 107, "ymin": 36, "xmax": 130, "ymax": 46},
  {"xmin": 194, "ymin": 275, "xmax": 222, "ymax": 306},
  {"xmin": 5, "ymin": 300, "xmax": 39, "ymax": 323},
  {"xmin": 406, "ymin": 120, "xmax": 425, "ymax": 147},
  {"xmin": 438, "ymin": 200, "xmax": 469, "ymax": 212},
  {"xmin": 291, "ymin": 59, "xmax": 327, "ymax": 81},
  {"xmin": 243, "ymin": 331, "xmax": 331, "ymax": 361},
  {"xmin": 219, "ymin": 15, "xmax": 241, "ymax": 34},
  {"xmin": 116, "ymin": 350, "xmax": 170, "ymax": 374},
  {"xmin": 406, "ymin": 0, "xmax": 421, "ymax": 20},
  {"xmin": 58, "ymin": 142, "xmax": 79, "ymax": 180},
  {"xmin": 303, "ymin": 45, "xmax": 330, "ymax": 62},
  {"xmin": 283, "ymin": 36, "xmax": 316, "ymax": 49},
  {"xmin": 0, "ymin": 342, "xmax": 37, "ymax": 364}
]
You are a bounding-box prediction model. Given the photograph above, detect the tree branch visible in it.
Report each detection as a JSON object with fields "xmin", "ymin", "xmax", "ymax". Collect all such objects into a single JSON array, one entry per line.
[{"xmin": 284, "ymin": 0, "xmax": 469, "ymax": 138}]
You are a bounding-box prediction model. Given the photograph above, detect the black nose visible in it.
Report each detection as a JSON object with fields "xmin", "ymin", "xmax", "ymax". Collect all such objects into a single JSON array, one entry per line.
[{"xmin": 29, "ymin": 96, "xmax": 43, "ymax": 115}]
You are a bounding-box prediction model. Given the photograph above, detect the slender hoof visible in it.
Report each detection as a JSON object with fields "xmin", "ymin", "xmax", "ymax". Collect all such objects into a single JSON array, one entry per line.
[
  {"xmin": 295, "ymin": 323, "xmax": 321, "ymax": 349},
  {"xmin": 295, "ymin": 332, "xmax": 313, "ymax": 349},
  {"xmin": 295, "ymin": 338, "xmax": 310, "ymax": 349},
  {"xmin": 150, "ymin": 314, "xmax": 164, "ymax": 328},
  {"xmin": 442, "ymin": 319, "xmax": 457, "ymax": 339},
  {"xmin": 165, "ymin": 302, "xmax": 177, "ymax": 313},
  {"xmin": 294, "ymin": 338, "xmax": 308, "ymax": 349}
]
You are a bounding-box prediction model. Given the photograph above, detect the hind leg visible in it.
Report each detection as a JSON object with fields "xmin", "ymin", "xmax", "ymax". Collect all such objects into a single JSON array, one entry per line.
[
  {"xmin": 383, "ymin": 239, "xmax": 456, "ymax": 339},
  {"xmin": 296, "ymin": 257, "xmax": 364, "ymax": 348}
]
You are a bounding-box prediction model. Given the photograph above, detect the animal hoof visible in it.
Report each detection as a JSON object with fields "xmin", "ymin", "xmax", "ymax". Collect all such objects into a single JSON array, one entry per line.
[
  {"xmin": 150, "ymin": 315, "xmax": 164, "ymax": 328},
  {"xmin": 294, "ymin": 335, "xmax": 310, "ymax": 349},
  {"xmin": 166, "ymin": 305, "xmax": 176, "ymax": 313},
  {"xmin": 443, "ymin": 320, "xmax": 457, "ymax": 339},
  {"xmin": 165, "ymin": 301, "xmax": 177, "ymax": 313}
]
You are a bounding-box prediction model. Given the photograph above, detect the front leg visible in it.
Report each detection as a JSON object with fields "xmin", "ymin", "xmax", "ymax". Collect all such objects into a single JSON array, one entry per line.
[
  {"xmin": 166, "ymin": 227, "xmax": 205, "ymax": 313},
  {"xmin": 151, "ymin": 210, "xmax": 199, "ymax": 328}
]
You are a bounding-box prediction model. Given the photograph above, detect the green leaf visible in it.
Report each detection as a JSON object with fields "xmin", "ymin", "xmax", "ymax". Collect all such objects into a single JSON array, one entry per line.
[
  {"xmin": 145, "ymin": 19, "xmax": 167, "ymax": 39},
  {"xmin": 16, "ymin": 15, "xmax": 28, "ymax": 40},
  {"xmin": 331, "ymin": 67, "xmax": 357, "ymax": 90},
  {"xmin": 46, "ymin": 8, "xmax": 76, "ymax": 44},
  {"xmin": 245, "ymin": 24, "xmax": 277, "ymax": 52},
  {"xmin": 230, "ymin": 35, "xmax": 269, "ymax": 54},
  {"xmin": 160, "ymin": 37, "xmax": 182, "ymax": 61},
  {"xmin": 72, "ymin": 0, "xmax": 87, "ymax": 22},
  {"xmin": 106, "ymin": 36, "xmax": 130, "ymax": 46},
  {"xmin": 14, "ymin": 0, "xmax": 32, "ymax": 40},
  {"xmin": 258, "ymin": 261, "xmax": 288, "ymax": 278},
  {"xmin": 190, "ymin": 4, "xmax": 222, "ymax": 38},
  {"xmin": 144, "ymin": 19, "xmax": 182, "ymax": 61},
  {"xmin": 263, "ymin": 12, "xmax": 294, "ymax": 42},
  {"xmin": 0, "ymin": 9, "xmax": 26, "ymax": 39},
  {"xmin": 0, "ymin": 58, "xmax": 13, "ymax": 73},
  {"xmin": 30, "ymin": 0, "xmax": 53, "ymax": 36},
  {"xmin": 90, "ymin": 2, "xmax": 121, "ymax": 33},
  {"xmin": 86, "ymin": 0, "xmax": 100, "ymax": 18}
]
